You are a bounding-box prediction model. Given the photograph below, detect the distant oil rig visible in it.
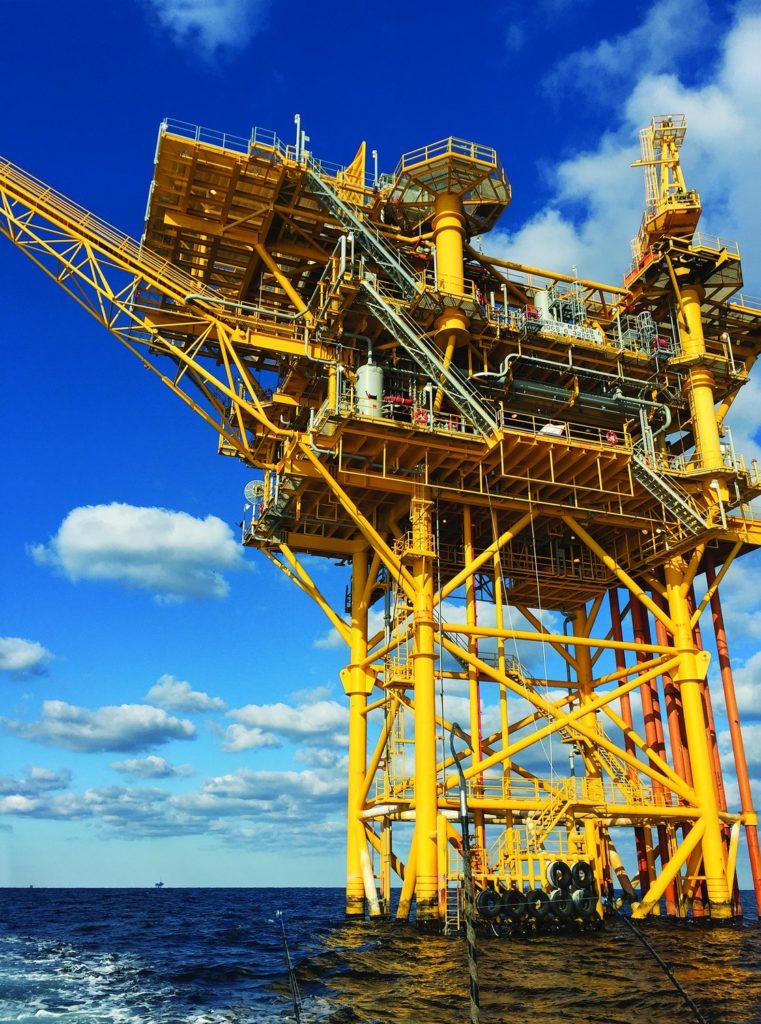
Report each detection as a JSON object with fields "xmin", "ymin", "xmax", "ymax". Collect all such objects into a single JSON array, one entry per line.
[{"xmin": 2, "ymin": 113, "xmax": 760, "ymax": 929}]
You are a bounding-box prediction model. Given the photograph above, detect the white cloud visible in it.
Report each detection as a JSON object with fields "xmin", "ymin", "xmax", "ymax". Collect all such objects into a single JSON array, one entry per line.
[
  {"xmin": 0, "ymin": 766, "xmax": 71, "ymax": 796},
  {"xmin": 0, "ymin": 637, "xmax": 53, "ymax": 678},
  {"xmin": 224, "ymin": 698, "xmax": 348, "ymax": 751},
  {"xmin": 490, "ymin": 7, "xmax": 761, "ymax": 294},
  {"xmin": 293, "ymin": 747, "xmax": 349, "ymax": 769},
  {"xmin": 713, "ymin": 648, "xmax": 761, "ymax": 717},
  {"xmin": 144, "ymin": 674, "xmax": 226, "ymax": 713},
  {"xmin": 708, "ymin": 555, "xmax": 761, "ymax": 644},
  {"xmin": 288, "ymin": 684, "xmax": 333, "ymax": 703},
  {"xmin": 141, "ymin": 0, "xmax": 270, "ymax": 57},
  {"xmin": 547, "ymin": 0, "xmax": 711, "ymax": 97},
  {"xmin": 221, "ymin": 724, "xmax": 282, "ymax": 753},
  {"xmin": 0, "ymin": 765, "xmax": 346, "ymax": 847},
  {"xmin": 313, "ymin": 628, "xmax": 344, "ymax": 650},
  {"xmin": 111, "ymin": 755, "xmax": 193, "ymax": 779},
  {"xmin": 2, "ymin": 700, "xmax": 196, "ymax": 753},
  {"xmin": 313, "ymin": 607, "xmax": 383, "ymax": 651},
  {"xmin": 30, "ymin": 503, "xmax": 247, "ymax": 603},
  {"xmin": 719, "ymin": 722, "xmax": 761, "ymax": 780}
]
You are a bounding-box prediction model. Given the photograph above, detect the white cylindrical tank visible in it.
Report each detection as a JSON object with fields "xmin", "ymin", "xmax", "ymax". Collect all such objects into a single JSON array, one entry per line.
[
  {"xmin": 534, "ymin": 289, "xmax": 552, "ymax": 321},
  {"xmin": 356, "ymin": 362, "xmax": 384, "ymax": 417}
]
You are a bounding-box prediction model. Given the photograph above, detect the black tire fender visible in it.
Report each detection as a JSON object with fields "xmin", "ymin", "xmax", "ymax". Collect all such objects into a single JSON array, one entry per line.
[
  {"xmin": 572, "ymin": 887, "xmax": 597, "ymax": 919},
  {"xmin": 549, "ymin": 887, "xmax": 574, "ymax": 919},
  {"xmin": 476, "ymin": 886, "xmax": 502, "ymax": 920},
  {"xmin": 546, "ymin": 859, "xmax": 572, "ymax": 889},
  {"xmin": 525, "ymin": 888, "xmax": 551, "ymax": 919},
  {"xmin": 571, "ymin": 860, "xmax": 594, "ymax": 889},
  {"xmin": 500, "ymin": 888, "xmax": 527, "ymax": 921}
]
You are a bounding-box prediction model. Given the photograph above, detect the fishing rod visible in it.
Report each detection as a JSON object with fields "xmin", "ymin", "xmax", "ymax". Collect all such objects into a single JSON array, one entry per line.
[
  {"xmin": 603, "ymin": 898, "xmax": 710, "ymax": 1024},
  {"xmin": 450, "ymin": 723, "xmax": 480, "ymax": 1024},
  {"xmin": 276, "ymin": 909, "xmax": 304, "ymax": 1023}
]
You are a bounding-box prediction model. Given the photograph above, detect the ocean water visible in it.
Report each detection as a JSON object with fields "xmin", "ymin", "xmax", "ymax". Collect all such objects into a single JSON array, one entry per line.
[{"xmin": 0, "ymin": 888, "xmax": 759, "ymax": 1024}]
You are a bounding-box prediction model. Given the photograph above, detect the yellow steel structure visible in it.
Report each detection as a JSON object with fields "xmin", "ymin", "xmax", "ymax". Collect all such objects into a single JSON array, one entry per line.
[{"xmin": 2, "ymin": 114, "xmax": 761, "ymax": 928}]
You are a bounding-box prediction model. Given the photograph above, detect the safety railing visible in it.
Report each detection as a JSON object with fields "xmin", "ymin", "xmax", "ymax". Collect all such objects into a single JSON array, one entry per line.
[
  {"xmin": 418, "ymin": 268, "xmax": 480, "ymax": 300},
  {"xmin": 692, "ymin": 231, "xmax": 740, "ymax": 255},
  {"xmin": 162, "ymin": 117, "xmax": 273, "ymax": 158},
  {"xmin": 0, "ymin": 157, "xmax": 226, "ymax": 309},
  {"xmin": 731, "ymin": 292, "xmax": 761, "ymax": 311},
  {"xmin": 337, "ymin": 382, "xmax": 636, "ymax": 453},
  {"xmin": 161, "ymin": 118, "xmax": 385, "ymax": 190},
  {"xmin": 497, "ymin": 409, "xmax": 630, "ymax": 450},
  {"xmin": 644, "ymin": 444, "xmax": 754, "ymax": 478},
  {"xmin": 644, "ymin": 188, "xmax": 701, "ymax": 218},
  {"xmin": 394, "ymin": 137, "xmax": 499, "ymax": 177}
]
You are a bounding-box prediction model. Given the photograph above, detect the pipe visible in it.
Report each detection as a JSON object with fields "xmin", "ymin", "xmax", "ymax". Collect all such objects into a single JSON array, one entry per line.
[
  {"xmin": 471, "ymin": 352, "xmax": 520, "ymax": 382},
  {"xmin": 342, "ymin": 330, "xmax": 374, "ymax": 362},
  {"xmin": 705, "ymin": 553, "xmax": 761, "ymax": 915},
  {"xmin": 631, "ymin": 597, "xmax": 675, "ymax": 915},
  {"xmin": 473, "ymin": 351, "xmax": 672, "ymax": 428},
  {"xmin": 507, "ymin": 353, "xmax": 676, "ymax": 427}
]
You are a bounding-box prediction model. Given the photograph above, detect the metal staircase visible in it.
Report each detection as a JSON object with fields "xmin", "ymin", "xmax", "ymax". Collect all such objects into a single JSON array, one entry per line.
[
  {"xmin": 588, "ymin": 725, "xmax": 644, "ymax": 804},
  {"xmin": 524, "ymin": 783, "xmax": 573, "ymax": 853},
  {"xmin": 361, "ymin": 280, "xmax": 499, "ymax": 436},
  {"xmin": 306, "ymin": 168, "xmax": 421, "ymax": 298},
  {"xmin": 630, "ymin": 443, "xmax": 707, "ymax": 535},
  {"xmin": 306, "ymin": 170, "xmax": 499, "ymax": 437},
  {"xmin": 443, "ymin": 639, "xmax": 644, "ymax": 809},
  {"xmin": 254, "ymin": 473, "xmax": 304, "ymax": 538},
  {"xmin": 504, "ymin": 660, "xmax": 645, "ymax": 807}
]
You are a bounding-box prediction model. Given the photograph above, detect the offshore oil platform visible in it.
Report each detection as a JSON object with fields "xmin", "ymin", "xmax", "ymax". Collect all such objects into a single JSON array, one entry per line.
[{"xmin": 1, "ymin": 113, "xmax": 760, "ymax": 931}]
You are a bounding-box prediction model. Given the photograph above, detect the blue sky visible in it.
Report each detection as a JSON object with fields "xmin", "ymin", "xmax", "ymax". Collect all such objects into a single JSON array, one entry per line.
[{"xmin": 2, "ymin": 0, "xmax": 761, "ymax": 888}]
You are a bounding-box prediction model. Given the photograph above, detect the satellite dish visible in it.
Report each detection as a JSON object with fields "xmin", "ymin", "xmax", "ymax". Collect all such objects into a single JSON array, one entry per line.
[{"xmin": 244, "ymin": 481, "xmax": 264, "ymax": 503}]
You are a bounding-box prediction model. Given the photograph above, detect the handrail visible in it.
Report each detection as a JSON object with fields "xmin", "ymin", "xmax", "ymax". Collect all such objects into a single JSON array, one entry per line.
[
  {"xmin": 394, "ymin": 138, "xmax": 499, "ymax": 177},
  {"xmin": 0, "ymin": 157, "xmax": 221, "ymax": 309}
]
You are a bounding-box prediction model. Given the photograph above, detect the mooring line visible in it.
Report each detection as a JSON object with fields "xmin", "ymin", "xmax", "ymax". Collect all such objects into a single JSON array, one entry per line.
[
  {"xmin": 451, "ymin": 724, "xmax": 480, "ymax": 1024},
  {"xmin": 604, "ymin": 899, "xmax": 710, "ymax": 1024}
]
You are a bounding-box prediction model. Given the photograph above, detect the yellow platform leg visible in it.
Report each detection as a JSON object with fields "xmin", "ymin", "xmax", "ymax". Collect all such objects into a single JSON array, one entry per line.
[
  {"xmin": 345, "ymin": 549, "xmax": 372, "ymax": 916},
  {"xmin": 410, "ymin": 496, "xmax": 442, "ymax": 924},
  {"xmin": 664, "ymin": 557, "xmax": 732, "ymax": 918}
]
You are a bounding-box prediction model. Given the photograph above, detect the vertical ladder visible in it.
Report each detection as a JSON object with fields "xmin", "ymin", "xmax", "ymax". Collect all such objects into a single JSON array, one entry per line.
[{"xmin": 444, "ymin": 883, "xmax": 462, "ymax": 935}]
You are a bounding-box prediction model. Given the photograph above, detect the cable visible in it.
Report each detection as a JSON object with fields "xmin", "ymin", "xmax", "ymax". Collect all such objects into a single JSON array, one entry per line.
[
  {"xmin": 450, "ymin": 724, "xmax": 480, "ymax": 1024},
  {"xmin": 604, "ymin": 900, "xmax": 710, "ymax": 1024},
  {"xmin": 435, "ymin": 497, "xmax": 447, "ymax": 779},
  {"xmin": 527, "ymin": 509, "xmax": 554, "ymax": 783}
]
